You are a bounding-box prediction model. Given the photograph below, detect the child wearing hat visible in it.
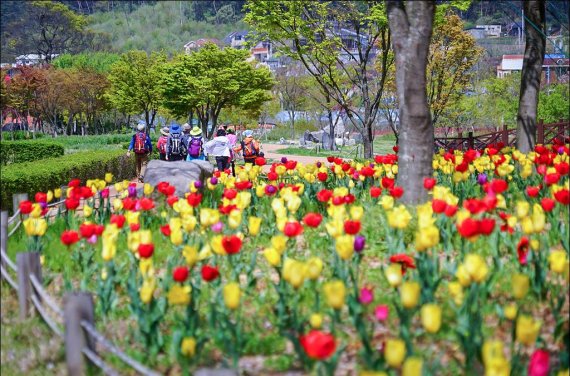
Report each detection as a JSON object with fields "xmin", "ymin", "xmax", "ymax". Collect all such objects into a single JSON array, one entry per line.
[
  {"xmin": 127, "ymin": 122, "xmax": 153, "ymax": 182},
  {"xmin": 156, "ymin": 126, "xmax": 169, "ymax": 160},
  {"xmin": 186, "ymin": 126, "xmax": 205, "ymax": 161}
]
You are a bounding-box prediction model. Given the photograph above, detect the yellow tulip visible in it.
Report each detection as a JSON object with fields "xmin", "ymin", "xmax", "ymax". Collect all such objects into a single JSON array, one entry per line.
[
  {"xmin": 54, "ymin": 188, "xmax": 62, "ymax": 199},
  {"xmin": 516, "ymin": 201, "xmax": 530, "ymax": 218},
  {"xmin": 271, "ymin": 235, "xmax": 288, "ymax": 254},
  {"xmin": 139, "ymin": 229, "xmax": 152, "ymax": 244},
  {"xmin": 83, "ymin": 204, "xmax": 93, "ymax": 218},
  {"xmin": 264, "ymin": 247, "xmax": 281, "ymax": 267},
  {"xmin": 168, "ymin": 284, "xmax": 191, "ymax": 306},
  {"xmin": 350, "ymin": 206, "xmax": 364, "ymax": 221},
  {"xmin": 335, "ymin": 235, "xmax": 355, "ymax": 260},
  {"xmin": 420, "ymin": 304, "xmax": 442, "ymax": 333},
  {"xmin": 30, "ymin": 203, "xmax": 42, "ymax": 218},
  {"xmin": 112, "ymin": 198, "xmax": 123, "ymax": 211},
  {"xmin": 380, "ymin": 195, "xmax": 394, "ymax": 210},
  {"xmin": 126, "ymin": 211, "xmax": 140, "ymax": 225},
  {"xmin": 402, "ymin": 356, "xmax": 423, "ymax": 376},
  {"xmin": 511, "ymin": 273, "xmax": 529, "ymax": 299},
  {"xmin": 306, "ymin": 257, "xmax": 323, "ymax": 280},
  {"xmin": 139, "ymin": 277, "xmax": 156, "ymax": 304},
  {"xmin": 516, "ymin": 315, "xmax": 541, "ymax": 346},
  {"xmin": 384, "ymin": 338, "xmax": 406, "ymax": 368},
  {"xmin": 170, "ymin": 229, "xmax": 183, "ymax": 246},
  {"xmin": 325, "ymin": 218, "xmax": 344, "ymax": 238},
  {"xmin": 464, "ymin": 254, "xmax": 488, "ymax": 283},
  {"xmin": 102, "ymin": 225, "xmax": 119, "ymax": 261},
  {"xmin": 387, "ymin": 205, "xmax": 412, "ymax": 229},
  {"xmin": 310, "ymin": 313, "xmax": 323, "ymax": 329},
  {"xmin": 180, "ymin": 337, "xmax": 196, "ymax": 357},
  {"xmin": 182, "ymin": 215, "xmax": 197, "ymax": 232},
  {"xmin": 360, "ymin": 371, "xmax": 388, "ymax": 376},
  {"xmin": 504, "ymin": 303, "xmax": 517, "ymax": 320},
  {"xmin": 228, "ymin": 209, "xmax": 242, "ymax": 229},
  {"xmin": 248, "ymin": 216, "xmax": 262, "ymax": 236},
  {"xmin": 104, "ymin": 172, "xmax": 113, "ymax": 183},
  {"xmin": 400, "ymin": 281, "xmax": 421, "ymax": 309},
  {"xmin": 46, "ymin": 190, "xmax": 53, "ymax": 203},
  {"xmin": 139, "ymin": 258, "xmax": 154, "ymax": 277},
  {"xmin": 283, "ymin": 259, "xmax": 306, "ymax": 288},
  {"xmin": 549, "ymin": 250, "xmax": 568, "ymax": 274},
  {"xmin": 200, "ymin": 208, "xmax": 219, "ymax": 227},
  {"xmin": 181, "ymin": 246, "xmax": 198, "ymax": 267},
  {"xmin": 211, "ymin": 235, "xmax": 226, "ymax": 255},
  {"xmin": 531, "ymin": 204, "xmax": 545, "ymax": 233},
  {"xmin": 286, "ymin": 195, "xmax": 302, "ymax": 213},
  {"xmin": 385, "ymin": 264, "xmax": 403, "ymax": 287},
  {"xmin": 223, "ymin": 282, "xmax": 241, "ymax": 310},
  {"xmin": 482, "ymin": 340, "xmax": 510, "ymax": 376},
  {"xmin": 23, "ymin": 218, "xmax": 47, "ymax": 236},
  {"xmin": 323, "ymin": 280, "xmax": 346, "ymax": 309},
  {"xmin": 415, "ymin": 225, "xmax": 440, "ymax": 251}
]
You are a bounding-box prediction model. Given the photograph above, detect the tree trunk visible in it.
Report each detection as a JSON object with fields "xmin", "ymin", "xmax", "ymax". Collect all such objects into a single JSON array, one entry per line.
[
  {"xmin": 388, "ymin": 1, "xmax": 435, "ymax": 205},
  {"xmin": 364, "ymin": 119, "xmax": 374, "ymax": 158},
  {"xmin": 516, "ymin": 0, "xmax": 545, "ymax": 153}
]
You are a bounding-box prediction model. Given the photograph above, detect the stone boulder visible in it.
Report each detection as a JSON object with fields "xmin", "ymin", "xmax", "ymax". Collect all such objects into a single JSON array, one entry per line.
[{"xmin": 144, "ymin": 160, "xmax": 214, "ymax": 195}]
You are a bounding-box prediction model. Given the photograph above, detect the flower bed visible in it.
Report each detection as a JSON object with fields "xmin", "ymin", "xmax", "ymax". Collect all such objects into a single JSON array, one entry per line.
[{"xmin": 7, "ymin": 142, "xmax": 570, "ymax": 375}]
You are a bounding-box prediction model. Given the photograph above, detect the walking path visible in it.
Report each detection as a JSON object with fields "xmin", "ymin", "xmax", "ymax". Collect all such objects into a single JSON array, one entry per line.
[{"xmin": 261, "ymin": 143, "xmax": 330, "ymax": 168}]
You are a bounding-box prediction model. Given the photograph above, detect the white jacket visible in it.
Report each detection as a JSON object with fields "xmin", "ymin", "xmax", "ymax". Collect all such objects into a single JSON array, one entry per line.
[{"xmin": 204, "ymin": 136, "xmax": 231, "ymax": 157}]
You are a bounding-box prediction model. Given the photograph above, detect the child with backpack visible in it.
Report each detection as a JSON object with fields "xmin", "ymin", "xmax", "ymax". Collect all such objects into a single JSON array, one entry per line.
[
  {"xmin": 127, "ymin": 122, "xmax": 153, "ymax": 182},
  {"xmin": 166, "ymin": 123, "xmax": 187, "ymax": 161},
  {"xmin": 234, "ymin": 129, "xmax": 262, "ymax": 165},
  {"xmin": 156, "ymin": 126, "xmax": 169, "ymax": 161},
  {"xmin": 186, "ymin": 126, "xmax": 205, "ymax": 161}
]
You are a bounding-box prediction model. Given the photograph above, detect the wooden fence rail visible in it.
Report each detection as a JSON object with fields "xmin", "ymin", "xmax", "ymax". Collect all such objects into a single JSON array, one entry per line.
[
  {"xmin": 434, "ymin": 119, "xmax": 570, "ymax": 152},
  {"xmin": 1, "ymin": 195, "xmax": 161, "ymax": 376}
]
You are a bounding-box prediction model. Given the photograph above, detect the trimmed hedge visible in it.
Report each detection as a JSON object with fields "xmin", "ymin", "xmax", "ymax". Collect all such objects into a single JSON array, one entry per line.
[
  {"xmin": 0, "ymin": 141, "xmax": 65, "ymax": 165},
  {"xmin": 1, "ymin": 150, "xmax": 136, "ymax": 212}
]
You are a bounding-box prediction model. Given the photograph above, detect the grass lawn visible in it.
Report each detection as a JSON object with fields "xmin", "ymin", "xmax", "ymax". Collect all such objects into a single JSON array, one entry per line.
[{"xmin": 274, "ymin": 133, "xmax": 397, "ymax": 158}]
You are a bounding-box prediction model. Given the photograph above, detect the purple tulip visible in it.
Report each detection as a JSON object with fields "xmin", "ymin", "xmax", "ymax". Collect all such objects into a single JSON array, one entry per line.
[
  {"xmin": 477, "ymin": 173, "xmax": 487, "ymax": 185},
  {"xmin": 265, "ymin": 185, "xmax": 277, "ymax": 195},
  {"xmin": 194, "ymin": 181, "xmax": 203, "ymax": 189},
  {"xmin": 39, "ymin": 202, "xmax": 47, "ymax": 210},
  {"xmin": 316, "ymin": 162, "xmax": 322, "ymax": 168},
  {"xmin": 87, "ymin": 234, "xmax": 98, "ymax": 244},
  {"xmin": 211, "ymin": 221, "xmax": 224, "ymax": 233},
  {"xmin": 558, "ymin": 146, "xmax": 565, "ymax": 155},
  {"xmin": 354, "ymin": 235, "xmax": 366, "ymax": 253},
  {"xmin": 210, "ymin": 177, "xmax": 218, "ymax": 185},
  {"xmin": 281, "ymin": 157, "xmax": 288, "ymax": 163},
  {"xmin": 128, "ymin": 185, "xmax": 137, "ymax": 197},
  {"xmin": 369, "ymin": 163, "xmax": 375, "ymax": 168}
]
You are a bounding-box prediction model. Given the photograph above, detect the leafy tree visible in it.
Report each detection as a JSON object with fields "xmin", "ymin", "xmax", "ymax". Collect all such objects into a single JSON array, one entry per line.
[
  {"xmin": 274, "ymin": 63, "xmax": 308, "ymax": 140},
  {"xmin": 245, "ymin": 0, "xmax": 393, "ymax": 158},
  {"xmin": 160, "ymin": 44, "xmax": 274, "ymax": 138},
  {"xmin": 387, "ymin": 0, "xmax": 436, "ymax": 205},
  {"xmin": 517, "ymin": 0, "xmax": 546, "ymax": 152},
  {"xmin": 106, "ymin": 50, "xmax": 166, "ymax": 131},
  {"xmin": 8, "ymin": 1, "xmax": 94, "ymax": 64},
  {"xmin": 538, "ymin": 84, "xmax": 570, "ymax": 123}
]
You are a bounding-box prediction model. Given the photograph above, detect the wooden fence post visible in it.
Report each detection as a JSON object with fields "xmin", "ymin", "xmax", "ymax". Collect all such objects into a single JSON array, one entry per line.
[
  {"xmin": 502, "ymin": 124, "xmax": 508, "ymax": 146},
  {"xmin": 64, "ymin": 292, "xmax": 96, "ymax": 376},
  {"xmin": 16, "ymin": 252, "xmax": 42, "ymax": 320},
  {"xmin": 12, "ymin": 193, "xmax": 29, "ymax": 214},
  {"xmin": 468, "ymin": 131, "xmax": 474, "ymax": 149},
  {"xmin": 1, "ymin": 211, "xmax": 7, "ymax": 280},
  {"xmin": 537, "ymin": 119, "xmax": 544, "ymax": 144}
]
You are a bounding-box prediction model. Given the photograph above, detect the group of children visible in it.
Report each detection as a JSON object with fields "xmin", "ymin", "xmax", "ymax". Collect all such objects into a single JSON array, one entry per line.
[{"xmin": 127, "ymin": 122, "xmax": 262, "ymax": 182}]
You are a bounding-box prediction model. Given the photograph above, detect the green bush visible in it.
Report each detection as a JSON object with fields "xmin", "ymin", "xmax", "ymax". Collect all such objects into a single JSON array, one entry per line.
[
  {"xmin": 0, "ymin": 131, "xmax": 47, "ymax": 141},
  {"xmin": 0, "ymin": 141, "xmax": 65, "ymax": 165},
  {"xmin": 0, "ymin": 150, "xmax": 135, "ymax": 213}
]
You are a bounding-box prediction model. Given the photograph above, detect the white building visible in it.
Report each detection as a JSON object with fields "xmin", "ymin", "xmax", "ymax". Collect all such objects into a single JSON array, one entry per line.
[
  {"xmin": 15, "ymin": 54, "xmax": 58, "ymax": 66},
  {"xmin": 496, "ymin": 55, "xmax": 524, "ymax": 78}
]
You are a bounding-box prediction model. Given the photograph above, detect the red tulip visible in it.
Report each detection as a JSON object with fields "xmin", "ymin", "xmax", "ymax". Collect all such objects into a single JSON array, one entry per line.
[
  {"xmin": 138, "ymin": 243, "xmax": 154, "ymax": 258},
  {"xmin": 222, "ymin": 235, "xmax": 242, "ymax": 254},
  {"xmin": 283, "ymin": 221, "xmax": 304, "ymax": 237},
  {"xmin": 389, "ymin": 186, "xmax": 404, "ymax": 199},
  {"xmin": 122, "ymin": 197, "xmax": 136, "ymax": 211},
  {"xmin": 432, "ymin": 199, "xmax": 447, "ymax": 214},
  {"xmin": 370, "ymin": 186, "xmax": 382, "ymax": 198},
  {"xmin": 130, "ymin": 223, "xmax": 140, "ymax": 232},
  {"xmin": 60, "ymin": 230, "xmax": 80, "ymax": 246},
  {"xmin": 423, "ymin": 177, "xmax": 436, "ymax": 190},
  {"xmin": 35, "ymin": 192, "xmax": 47, "ymax": 203},
  {"xmin": 160, "ymin": 224, "xmax": 171, "ymax": 237},
  {"xmin": 223, "ymin": 189, "xmax": 238, "ymax": 200},
  {"xmin": 457, "ymin": 218, "xmax": 480, "ymax": 238},
  {"xmin": 166, "ymin": 195, "xmax": 179, "ymax": 207},
  {"xmin": 390, "ymin": 253, "xmax": 416, "ymax": 274},
  {"xmin": 65, "ymin": 197, "xmax": 80, "ymax": 211},
  {"xmin": 479, "ymin": 218, "xmax": 495, "ymax": 235},
  {"xmin": 517, "ymin": 237, "xmax": 529, "ymax": 266},
  {"xmin": 545, "ymin": 173, "xmax": 560, "ymax": 186},
  {"xmin": 555, "ymin": 161, "xmax": 569, "ymax": 175},
  {"xmin": 139, "ymin": 197, "xmax": 155, "ymax": 211},
  {"xmin": 255, "ymin": 157, "xmax": 266, "ymax": 166},
  {"xmin": 381, "ymin": 177, "xmax": 395, "ymax": 189},
  {"xmin": 267, "ymin": 171, "xmax": 278, "ymax": 181},
  {"xmin": 344, "ymin": 194, "xmax": 356, "ymax": 204},
  {"xmin": 299, "ymin": 330, "xmax": 336, "ymax": 360},
  {"xmin": 68, "ymin": 179, "xmax": 81, "ymax": 188},
  {"xmin": 528, "ymin": 349, "xmax": 549, "ymax": 376},
  {"xmin": 303, "ymin": 213, "xmax": 323, "ymax": 228},
  {"xmin": 19, "ymin": 200, "xmax": 33, "ymax": 214},
  {"xmin": 344, "ymin": 220, "xmax": 361, "ymax": 235},
  {"xmin": 172, "ymin": 266, "xmax": 189, "ymax": 283},
  {"xmin": 79, "ymin": 223, "xmax": 96, "ymax": 238},
  {"xmin": 490, "ymin": 179, "xmax": 508, "ymax": 194},
  {"xmin": 317, "ymin": 172, "xmax": 328, "ymax": 182},
  {"xmin": 201, "ymin": 265, "xmax": 219, "ymax": 281},
  {"xmin": 316, "ymin": 189, "xmax": 333, "ymax": 203},
  {"xmin": 554, "ymin": 189, "xmax": 569, "ymax": 205},
  {"xmin": 541, "ymin": 198, "xmax": 556, "ymax": 212},
  {"xmin": 526, "ymin": 186, "xmax": 540, "ymax": 197},
  {"xmin": 110, "ymin": 214, "xmax": 126, "ymax": 228},
  {"xmin": 444, "ymin": 204, "xmax": 458, "ymax": 217}
]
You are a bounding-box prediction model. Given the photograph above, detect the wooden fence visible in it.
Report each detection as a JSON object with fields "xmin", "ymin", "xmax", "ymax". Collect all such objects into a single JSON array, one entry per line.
[
  {"xmin": 1, "ymin": 194, "xmax": 161, "ymax": 376},
  {"xmin": 434, "ymin": 119, "xmax": 570, "ymax": 151}
]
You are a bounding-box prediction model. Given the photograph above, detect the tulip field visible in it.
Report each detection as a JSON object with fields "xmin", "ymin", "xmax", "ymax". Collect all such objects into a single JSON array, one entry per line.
[{"xmin": 6, "ymin": 142, "xmax": 570, "ymax": 375}]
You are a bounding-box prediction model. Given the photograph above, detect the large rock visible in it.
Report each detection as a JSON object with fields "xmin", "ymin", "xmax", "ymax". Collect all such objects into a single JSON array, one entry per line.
[{"xmin": 144, "ymin": 160, "xmax": 214, "ymax": 195}]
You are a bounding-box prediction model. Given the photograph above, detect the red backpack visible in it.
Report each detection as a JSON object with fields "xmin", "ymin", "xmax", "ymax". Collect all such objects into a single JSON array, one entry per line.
[{"xmin": 134, "ymin": 132, "xmax": 148, "ymax": 154}]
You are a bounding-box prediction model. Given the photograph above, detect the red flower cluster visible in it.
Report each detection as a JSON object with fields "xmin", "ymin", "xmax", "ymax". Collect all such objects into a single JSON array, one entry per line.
[
  {"xmin": 283, "ymin": 221, "xmax": 303, "ymax": 237},
  {"xmin": 157, "ymin": 181, "xmax": 176, "ymax": 196},
  {"xmin": 172, "ymin": 266, "xmax": 189, "ymax": 282},
  {"xmin": 299, "ymin": 330, "xmax": 336, "ymax": 360},
  {"xmin": 222, "ymin": 235, "xmax": 242, "ymax": 254},
  {"xmin": 201, "ymin": 265, "xmax": 219, "ymax": 281},
  {"xmin": 457, "ymin": 218, "xmax": 495, "ymax": 238},
  {"xmin": 60, "ymin": 230, "xmax": 80, "ymax": 246},
  {"xmin": 303, "ymin": 213, "xmax": 323, "ymax": 228}
]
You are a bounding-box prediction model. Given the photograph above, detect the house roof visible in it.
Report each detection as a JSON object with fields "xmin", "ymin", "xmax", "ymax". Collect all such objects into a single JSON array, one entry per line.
[{"xmin": 223, "ymin": 30, "xmax": 249, "ymax": 44}]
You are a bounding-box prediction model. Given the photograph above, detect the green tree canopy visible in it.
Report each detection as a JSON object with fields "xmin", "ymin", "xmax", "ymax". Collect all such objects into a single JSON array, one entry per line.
[
  {"xmin": 159, "ymin": 43, "xmax": 274, "ymax": 137},
  {"xmin": 52, "ymin": 52, "xmax": 120, "ymax": 74},
  {"xmin": 106, "ymin": 50, "xmax": 166, "ymax": 129}
]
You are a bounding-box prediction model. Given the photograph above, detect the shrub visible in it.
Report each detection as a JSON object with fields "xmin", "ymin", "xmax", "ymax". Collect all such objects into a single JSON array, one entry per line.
[
  {"xmin": 0, "ymin": 141, "xmax": 65, "ymax": 165},
  {"xmin": 0, "ymin": 150, "xmax": 135, "ymax": 212}
]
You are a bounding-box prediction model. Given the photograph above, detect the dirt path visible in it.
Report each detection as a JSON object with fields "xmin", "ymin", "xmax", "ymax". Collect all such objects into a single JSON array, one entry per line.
[{"xmin": 260, "ymin": 143, "xmax": 329, "ymax": 171}]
